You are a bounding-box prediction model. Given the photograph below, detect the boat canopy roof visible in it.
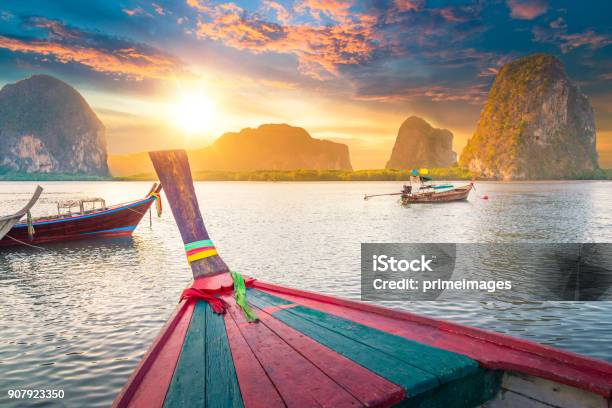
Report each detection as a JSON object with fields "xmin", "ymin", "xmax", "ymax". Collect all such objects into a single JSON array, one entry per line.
[{"xmin": 57, "ymin": 198, "xmax": 106, "ymax": 209}]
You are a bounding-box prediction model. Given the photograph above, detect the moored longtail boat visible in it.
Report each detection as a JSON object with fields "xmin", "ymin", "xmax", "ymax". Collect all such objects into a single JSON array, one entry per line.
[
  {"xmin": 401, "ymin": 183, "xmax": 473, "ymax": 204},
  {"xmin": 114, "ymin": 150, "xmax": 612, "ymax": 408},
  {"xmin": 0, "ymin": 183, "xmax": 162, "ymax": 247},
  {"xmin": 0, "ymin": 185, "xmax": 43, "ymax": 240}
]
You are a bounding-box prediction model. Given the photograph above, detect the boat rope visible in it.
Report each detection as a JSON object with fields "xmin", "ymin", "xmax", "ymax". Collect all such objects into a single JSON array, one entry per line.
[
  {"xmin": 125, "ymin": 206, "xmax": 146, "ymax": 216},
  {"xmin": 149, "ymin": 192, "xmax": 162, "ymax": 217},
  {"xmin": 179, "ymin": 287, "xmax": 229, "ymax": 314},
  {"xmin": 26, "ymin": 210, "xmax": 35, "ymax": 240},
  {"xmin": 184, "ymin": 239, "xmax": 218, "ymax": 263},
  {"xmin": 232, "ymin": 271, "xmax": 258, "ymax": 322},
  {"xmin": 5, "ymin": 234, "xmax": 46, "ymax": 250}
]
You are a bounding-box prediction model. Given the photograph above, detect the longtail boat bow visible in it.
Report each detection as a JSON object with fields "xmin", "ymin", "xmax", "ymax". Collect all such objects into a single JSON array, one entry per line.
[{"xmin": 114, "ymin": 150, "xmax": 612, "ymax": 408}]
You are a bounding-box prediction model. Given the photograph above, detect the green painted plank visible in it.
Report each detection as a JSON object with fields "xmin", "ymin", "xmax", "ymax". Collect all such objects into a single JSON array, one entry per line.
[
  {"xmin": 395, "ymin": 369, "xmax": 503, "ymax": 408},
  {"xmin": 250, "ymin": 290, "xmax": 478, "ymax": 384},
  {"xmin": 248, "ymin": 290, "xmax": 439, "ymax": 395},
  {"xmin": 205, "ymin": 303, "xmax": 244, "ymax": 408},
  {"xmin": 290, "ymin": 305, "xmax": 477, "ymax": 381},
  {"xmin": 163, "ymin": 301, "xmax": 207, "ymax": 408}
]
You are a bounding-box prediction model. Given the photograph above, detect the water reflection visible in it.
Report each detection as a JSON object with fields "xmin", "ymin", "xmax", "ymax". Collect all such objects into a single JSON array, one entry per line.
[{"xmin": 0, "ymin": 180, "xmax": 611, "ymax": 407}]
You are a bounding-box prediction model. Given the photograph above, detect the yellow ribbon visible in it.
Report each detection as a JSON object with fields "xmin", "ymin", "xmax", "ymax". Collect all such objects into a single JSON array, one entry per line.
[{"xmin": 187, "ymin": 248, "xmax": 218, "ymax": 263}]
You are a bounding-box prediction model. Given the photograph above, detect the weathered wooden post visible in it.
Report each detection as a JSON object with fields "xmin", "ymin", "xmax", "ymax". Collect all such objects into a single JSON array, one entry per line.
[{"xmin": 149, "ymin": 150, "xmax": 230, "ymax": 278}]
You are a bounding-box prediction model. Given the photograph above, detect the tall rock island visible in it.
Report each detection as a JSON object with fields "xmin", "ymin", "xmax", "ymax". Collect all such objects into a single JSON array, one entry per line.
[
  {"xmin": 386, "ymin": 116, "xmax": 456, "ymax": 169},
  {"xmin": 460, "ymin": 54, "xmax": 598, "ymax": 179},
  {"xmin": 189, "ymin": 124, "xmax": 352, "ymax": 171},
  {"xmin": 0, "ymin": 75, "xmax": 109, "ymax": 175}
]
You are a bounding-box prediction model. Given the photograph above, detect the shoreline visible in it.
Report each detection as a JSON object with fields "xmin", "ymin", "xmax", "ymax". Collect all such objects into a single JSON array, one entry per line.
[{"xmin": 1, "ymin": 168, "xmax": 611, "ymax": 182}]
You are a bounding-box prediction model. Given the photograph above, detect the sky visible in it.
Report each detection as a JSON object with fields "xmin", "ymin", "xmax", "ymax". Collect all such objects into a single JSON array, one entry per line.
[{"xmin": 0, "ymin": 0, "xmax": 610, "ymax": 169}]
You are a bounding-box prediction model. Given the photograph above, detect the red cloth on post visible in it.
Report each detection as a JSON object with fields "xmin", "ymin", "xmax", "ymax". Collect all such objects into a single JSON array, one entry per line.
[{"xmin": 179, "ymin": 287, "xmax": 229, "ymax": 314}]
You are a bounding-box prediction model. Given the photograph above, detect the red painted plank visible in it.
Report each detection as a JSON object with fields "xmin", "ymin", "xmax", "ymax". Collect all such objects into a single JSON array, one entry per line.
[
  {"xmin": 224, "ymin": 295, "xmax": 363, "ymax": 408},
  {"xmin": 191, "ymin": 272, "xmax": 255, "ymax": 293},
  {"xmin": 223, "ymin": 303, "xmax": 285, "ymax": 408},
  {"xmin": 253, "ymin": 282, "xmax": 612, "ymax": 398},
  {"xmin": 248, "ymin": 300, "xmax": 405, "ymax": 407},
  {"xmin": 113, "ymin": 300, "xmax": 195, "ymax": 408}
]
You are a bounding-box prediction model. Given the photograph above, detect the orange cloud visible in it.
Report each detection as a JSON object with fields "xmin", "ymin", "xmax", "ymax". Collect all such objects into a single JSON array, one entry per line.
[
  {"xmin": 507, "ymin": 0, "xmax": 547, "ymax": 20},
  {"xmin": 295, "ymin": 0, "xmax": 353, "ymax": 22},
  {"xmin": 262, "ymin": 1, "xmax": 291, "ymax": 24},
  {"xmin": 0, "ymin": 18, "xmax": 182, "ymax": 80},
  {"xmin": 190, "ymin": 1, "xmax": 377, "ymax": 79},
  {"xmin": 394, "ymin": 0, "xmax": 422, "ymax": 12}
]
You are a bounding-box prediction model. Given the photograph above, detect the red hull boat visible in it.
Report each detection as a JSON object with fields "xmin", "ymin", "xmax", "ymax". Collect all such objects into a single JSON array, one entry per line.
[
  {"xmin": 0, "ymin": 184, "xmax": 162, "ymax": 247},
  {"xmin": 114, "ymin": 151, "xmax": 612, "ymax": 408},
  {"xmin": 402, "ymin": 184, "xmax": 473, "ymax": 204}
]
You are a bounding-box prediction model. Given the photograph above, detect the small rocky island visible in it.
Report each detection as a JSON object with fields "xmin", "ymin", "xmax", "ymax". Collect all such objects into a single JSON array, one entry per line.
[
  {"xmin": 460, "ymin": 54, "xmax": 598, "ymax": 179},
  {"xmin": 189, "ymin": 123, "xmax": 353, "ymax": 171},
  {"xmin": 0, "ymin": 75, "xmax": 109, "ymax": 176},
  {"xmin": 386, "ymin": 116, "xmax": 456, "ymax": 169}
]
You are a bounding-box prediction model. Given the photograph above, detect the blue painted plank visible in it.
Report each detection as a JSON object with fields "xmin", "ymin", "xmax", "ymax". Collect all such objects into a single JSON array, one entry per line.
[
  {"xmin": 205, "ymin": 303, "xmax": 244, "ymax": 408},
  {"xmin": 163, "ymin": 300, "xmax": 207, "ymax": 408}
]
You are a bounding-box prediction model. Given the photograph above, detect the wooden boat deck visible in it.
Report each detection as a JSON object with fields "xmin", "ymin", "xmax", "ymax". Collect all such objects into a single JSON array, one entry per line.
[
  {"xmin": 117, "ymin": 273, "xmax": 612, "ymax": 408},
  {"xmin": 115, "ymin": 150, "xmax": 612, "ymax": 408}
]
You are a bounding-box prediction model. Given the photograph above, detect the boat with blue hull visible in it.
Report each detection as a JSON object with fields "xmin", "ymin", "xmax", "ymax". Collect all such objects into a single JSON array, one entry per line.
[{"xmin": 0, "ymin": 183, "xmax": 162, "ymax": 247}]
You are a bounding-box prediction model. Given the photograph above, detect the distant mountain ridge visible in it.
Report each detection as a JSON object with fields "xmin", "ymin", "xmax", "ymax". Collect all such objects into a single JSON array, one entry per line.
[
  {"xmin": 109, "ymin": 124, "xmax": 352, "ymax": 176},
  {"xmin": 386, "ymin": 116, "xmax": 456, "ymax": 169},
  {"xmin": 460, "ymin": 54, "xmax": 598, "ymax": 179},
  {"xmin": 0, "ymin": 75, "xmax": 109, "ymax": 176}
]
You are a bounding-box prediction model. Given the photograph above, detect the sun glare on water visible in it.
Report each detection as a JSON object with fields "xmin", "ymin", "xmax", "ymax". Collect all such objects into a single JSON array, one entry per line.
[{"xmin": 170, "ymin": 91, "xmax": 217, "ymax": 135}]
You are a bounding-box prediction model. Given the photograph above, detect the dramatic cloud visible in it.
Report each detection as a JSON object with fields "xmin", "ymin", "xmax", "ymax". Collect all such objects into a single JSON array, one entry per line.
[
  {"xmin": 355, "ymin": 84, "xmax": 489, "ymax": 104},
  {"xmin": 189, "ymin": 1, "xmax": 378, "ymax": 79},
  {"xmin": 533, "ymin": 25, "xmax": 611, "ymax": 54},
  {"xmin": 558, "ymin": 31, "xmax": 611, "ymax": 53},
  {"xmin": 262, "ymin": 1, "xmax": 291, "ymax": 24},
  {"xmin": 394, "ymin": 0, "xmax": 423, "ymax": 13},
  {"xmin": 0, "ymin": 17, "xmax": 182, "ymax": 80},
  {"xmin": 295, "ymin": 0, "xmax": 352, "ymax": 21},
  {"xmin": 507, "ymin": 0, "xmax": 547, "ymax": 20}
]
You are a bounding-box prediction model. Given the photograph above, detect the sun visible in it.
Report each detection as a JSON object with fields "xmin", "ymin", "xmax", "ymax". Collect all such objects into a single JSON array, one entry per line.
[{"xmin": 170, "ymin": 91, "xmax": 216, "ymax": 135}]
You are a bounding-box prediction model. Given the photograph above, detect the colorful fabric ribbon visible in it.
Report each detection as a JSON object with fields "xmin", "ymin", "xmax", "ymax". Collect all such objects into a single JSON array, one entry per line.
[
  {"xmin": 149, "ymin": 192, "xmax": 162, "ymax": 217},
  {"xmin": 232, "ymin": 271, "xmax": 258, "ymax": 322},
  {"xmin": 178, "ymin": 271, "xmax": 258, "ymax": 321},
  {"xmin": 179, "ymin": 287, "xmax": 228, "ymax": 314},
  {"xmin": 184, "ymin": 239, "xmax": 218, "ymax": 263},
  {"xmin": 27, "ymin": 210, "xmax": 35, "ymax": 241}
]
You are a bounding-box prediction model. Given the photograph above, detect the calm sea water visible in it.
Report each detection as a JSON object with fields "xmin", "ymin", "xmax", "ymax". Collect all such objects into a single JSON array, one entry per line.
[{"xmin": 0, "ymin": 180, "xmax": 611, "ymax": 407}]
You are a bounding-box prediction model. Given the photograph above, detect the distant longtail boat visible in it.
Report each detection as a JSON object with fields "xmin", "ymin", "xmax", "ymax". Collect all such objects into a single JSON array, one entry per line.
[
  {"xmin": 114, "ymin": 150, "xmax": 612, "ymax": 408},
  {"xmin": 0, "ymin": 183, "xmax": 162, "ymax": 247}
]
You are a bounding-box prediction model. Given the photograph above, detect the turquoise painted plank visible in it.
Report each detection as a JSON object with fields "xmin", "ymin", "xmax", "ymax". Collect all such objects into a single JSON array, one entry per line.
[
  {"xmin": 283, "ymin": 307, "xmax": 475, "ymax": 381},
  {"xmin": 205, "ymin": 303, "xmax": 244, "ymax": 408},
  {"xmin": 249, "ymin": 290, "xmax": 478, "ymax": 384},
  {"xmin": 395, "ymin": 369, "xmax": 503, "ymax": 408},
  {"xmin": 163, "ymin": 301, "xmax": 207, "ymax": 408},
  {"xmin": 248, "ymin": 290, "xmax": 439, "ymax": 395}
]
